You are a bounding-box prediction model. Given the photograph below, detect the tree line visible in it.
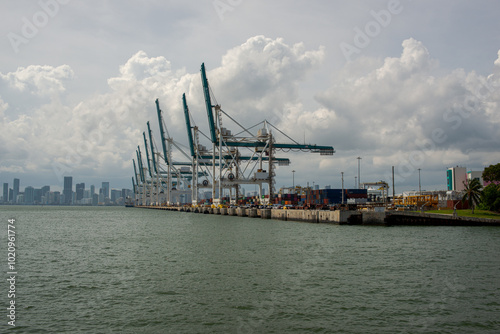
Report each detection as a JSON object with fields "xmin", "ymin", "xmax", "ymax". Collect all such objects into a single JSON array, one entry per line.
[{"xmin": 463, "ymin": 163, "xmax": 500, "ymax": 213}]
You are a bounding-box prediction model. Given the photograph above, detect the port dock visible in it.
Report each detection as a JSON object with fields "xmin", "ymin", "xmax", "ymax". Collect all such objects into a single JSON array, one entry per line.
[{"xmin": 134, "ymin": 206, "xmax": 500, "ymax": 226}]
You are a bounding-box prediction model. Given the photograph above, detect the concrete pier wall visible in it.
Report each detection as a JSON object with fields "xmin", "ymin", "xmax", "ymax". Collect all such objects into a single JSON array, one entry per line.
[
  {"xmin": 270, "ymin": 209, "xmax": 358, "ymax": 224},
  {"xmin": 237, "ymin": 208, "xmax": 247, "ymax": 217},
  {"xmin": 134, "ymin": 206, "xmax": 500, "ymax": 226},
  {"xmin": 260, "ymin": 209, "xmax": 272, "ymax": 219},
  {"xmin": 362, "ymin": 212, "xmax": 386, "ymax": 225}
]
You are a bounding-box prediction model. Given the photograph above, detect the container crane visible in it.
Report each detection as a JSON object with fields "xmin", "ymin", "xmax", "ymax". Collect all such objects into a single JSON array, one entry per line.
[
  {"xmin": 132, "ymin": 159, "xmax": 140, "ymax": 205},
  {"xmin": 184, "ymin": 92, "xmax": 291, "ymax": 205},
  {"xmin": 200, "ymin": 63, "xmax": 334, "ymax": 204},
  {"xmin": 155, "ymin": 99, "xmax": 205, "ymax": 205},
  {"xmin": 136, "ymin": 145, "xmax": 148, "ymax": 205}
]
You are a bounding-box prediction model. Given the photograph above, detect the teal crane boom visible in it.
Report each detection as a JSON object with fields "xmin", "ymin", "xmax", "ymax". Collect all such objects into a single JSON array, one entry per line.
[
  {"xmin": 143, "ymin": 132, "xmax": 152, "ymax": 178},
  {"xmin": 219, "ymin": 141, "xmax": 334, "ymax": 154},
  {"xmin": 183, "ymin": 91, "xmax": 291, "ymax": 163},
  {"xmin": 155, "ymin": 99, "xmax": 170, "ymax": 165},
  {"xmin": 147, "ymin": 121, "xmax": 158, "ymax": 174},
  {"xmin": 198, "ymin": 62, "xmax": 334, "ymax": 204},
  {"xmin": 133, "ymin": 159, "xmax": 139, "ymax": 187},
  {"xmin": 200, "ymin": 63, "xmax": 334, "ymax": 154},
  {"xmin": 136, "ymin": 146, "xmax": 145, "ymax": 183},
  {"xmin": 156, "ymin": 99, "xmax": 193, "ymax": 165},
  {"xmin": 201, "ymin": 63, "xmax": 217, "ymax": 143},
  {"xmin": 182, "ymin": 93, "xmax": 196, "ymax": 158}
]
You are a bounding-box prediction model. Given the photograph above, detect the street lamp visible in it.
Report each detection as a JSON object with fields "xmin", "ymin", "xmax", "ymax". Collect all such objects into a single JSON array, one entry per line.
[
  {"xmin": 355, "ymin": 176, "xmax": 357, "ymax": 189},
  {"xmin": 292, "ymin": 170, "xmax": 295, "ymax": 192},
  {"xmin": 357, "ymin": 157, "xmax": 362, "ymax": 189},
  {"xmin": 418, "ymin": 168, "xmax": 421, "ymax": 195},
  {"xmin": 341, "ymin": 172, "xmax": 344, "ymax": 204}
]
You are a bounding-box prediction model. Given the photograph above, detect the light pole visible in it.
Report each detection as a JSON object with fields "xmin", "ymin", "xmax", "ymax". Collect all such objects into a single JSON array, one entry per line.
[
  {"xmin": 418, "ymin": 168, "xmax": 421, "ymax": 195},
  {"xmin": 355, "ymin": 176, "xmax": 357, "ymax": 189},
  {"xmin": 341, "ymin": 172, "xmax": 344, "ymax": 204},
  {"xmin": 357, "ymin": 157, "xmax": 362, "ymax": 189},
  {"xmin": 292, "ymin": 170, "xmax": 295, "ymax": 192}
]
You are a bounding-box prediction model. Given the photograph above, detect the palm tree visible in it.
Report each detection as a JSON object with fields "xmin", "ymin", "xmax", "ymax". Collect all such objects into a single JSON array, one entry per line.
[{"xmin": 462, "ymin": 178, "xmax": 482, "ymax": 214}]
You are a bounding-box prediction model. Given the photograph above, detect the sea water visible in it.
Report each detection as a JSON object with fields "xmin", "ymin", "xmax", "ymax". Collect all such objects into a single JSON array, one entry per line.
[{"xmin": 1, "ymin": 205, "xmax": 499, "ymax": 333}]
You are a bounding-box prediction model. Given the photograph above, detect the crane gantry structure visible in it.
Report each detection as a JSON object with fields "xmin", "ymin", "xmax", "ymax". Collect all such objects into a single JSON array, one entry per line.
[{"xmin": 132, "ymin": 63, "xmax": 335, "ymax": 207}]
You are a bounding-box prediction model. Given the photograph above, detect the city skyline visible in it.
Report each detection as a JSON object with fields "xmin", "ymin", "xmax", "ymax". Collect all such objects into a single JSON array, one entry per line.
[{"xmin": 0, "ymin": 175, "xmax": 131, "ymax": 205}]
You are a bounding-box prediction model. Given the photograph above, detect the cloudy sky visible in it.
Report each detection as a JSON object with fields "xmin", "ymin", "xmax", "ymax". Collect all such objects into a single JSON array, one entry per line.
[{"xmin": 1, "ymin": 0, "xmax": 500, "ymax": 194}]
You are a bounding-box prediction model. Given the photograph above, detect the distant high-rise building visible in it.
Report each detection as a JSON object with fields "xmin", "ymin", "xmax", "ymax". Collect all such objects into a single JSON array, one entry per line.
[
  {"xmin": 467, "ymin": 171, "xmax": 484, "ymax": 185},
  {"xmin": 24, "ymin": 186, "xmax": 35, "ymax": 205},
  {"xmin": 41, "ymin": 185, "xmax": 50, "ymax": 198},
  {"xmin": 76, "ymin": 183, "xmax": 85, "ymax": 201},
  {"xmin": 13, "ymin": 178, "xmax": 20, "ymax": 204},
  {"xmin": 8, "ymin": 189, "xmax": 13, "ymax": 202},
  {"xmin": 90, "ymin": 185, "xmax": 95, "ymax": 197},
  {"xmin": 50, "ymin": 191, "xmax": 61, "ymax": 205},
  {"xmin": 63, "ymin": 176, "xmax": 73, "ymax": 205},
  {"xmin": 41, "ymin": 186, "xmax": 50, "ymax": 204},
  {"xmin": 447, "ymin": 167, "xmax": 467, "ymax": 191},
  {"xmin": 111, "ymin": 189, "xmax": 121, "ymax": 203},
  {"xmin": 3, "ymin": 183, "xmax": 8, "ymax": 203},
  {"xmin": 92, "ymin": 193, "xmax": 99, "ymax": 206},
  {"xmin": 34, "ymin": 188, "xmax": 42, "ymax": 204},
  {"xmin": 99, "ymin": 188, "xmax": 104, "ymax": 204},
  {"xmin": 102, "ymin": 182, "xmax": 110, "ymax": 199}
]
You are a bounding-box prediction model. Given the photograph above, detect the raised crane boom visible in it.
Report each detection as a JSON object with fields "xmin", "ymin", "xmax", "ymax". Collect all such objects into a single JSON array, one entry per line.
[
  {"xmin": 131, "ymin": 177, "xmax": 136, "ymax": 197},
  {"xmin": 147, "ymin": 121, "xmax": 158, "ymax": 174},
  {"xmin": 201, "ymin": 63, "xmax": 218, "ymax": 143},
  {"xmin": 182, "ymin": 93, "xmax": 196, "ymax": 158},
  {"xmin": 143, "ymin": 132, "xmax": 152, "ymax": 178},
  {"xmin": 155, "ymin": 99, "xmax": 170, "ymax": 165},
  {"xmin": 133, "ymin": 159, "xmax": 139, "ymax": 187},
  {"xmin": 136, "ymin": 146, "xmax": 145, "ymax": 183},
  {"xmin": 199, "ymin": 62, "xmax": 335, "ymax": 204},
  {"xmin": 200, "ymin": 63, "xmax": 334, "ymax": 154}
]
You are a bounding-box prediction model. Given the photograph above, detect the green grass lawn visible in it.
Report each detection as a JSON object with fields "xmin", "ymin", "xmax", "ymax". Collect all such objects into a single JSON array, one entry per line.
[{"xmin": 425, "ymin": 209, "xmax": 500, "ymax": 220}]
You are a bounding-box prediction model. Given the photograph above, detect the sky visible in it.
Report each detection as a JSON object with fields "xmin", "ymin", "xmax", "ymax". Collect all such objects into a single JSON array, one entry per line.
[{"xmin": 1, "ymin": 0, "xmax": 500, "ymax": 194}]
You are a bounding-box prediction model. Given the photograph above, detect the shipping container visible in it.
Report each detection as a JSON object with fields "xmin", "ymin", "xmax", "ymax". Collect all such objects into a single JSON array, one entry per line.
[
  {"xmin": 346, "ymin": 189, "xmax": 368, "ymax": 195},
  {"xmin": 347, "ymin": 194, "xmax": 368, "ymax": 199}
]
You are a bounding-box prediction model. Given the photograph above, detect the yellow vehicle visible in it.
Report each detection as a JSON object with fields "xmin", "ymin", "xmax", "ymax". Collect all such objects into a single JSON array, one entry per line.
[
  {"xmin": 393, "ymin": 194, "xmax": 439, "ymax": 208},
  {"xmin": 211, "ymin": 204, "xmax": 228, "ymax": 209}
]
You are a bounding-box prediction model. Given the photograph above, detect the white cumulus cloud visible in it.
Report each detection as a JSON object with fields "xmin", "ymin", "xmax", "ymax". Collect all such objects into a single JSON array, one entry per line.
[
  {"xmin": 0, "ymin": 65, "xmax": 74, "ymax": 96},
  {"xmin": 2, "ymin": 36, "xmax": 499, "ymax": 192}
]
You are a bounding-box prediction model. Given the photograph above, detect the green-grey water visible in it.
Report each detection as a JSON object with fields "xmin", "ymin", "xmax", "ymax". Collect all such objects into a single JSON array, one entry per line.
[{"xmin": 1, "ymin": 206, "xmax": 499, "ymax": 333}]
